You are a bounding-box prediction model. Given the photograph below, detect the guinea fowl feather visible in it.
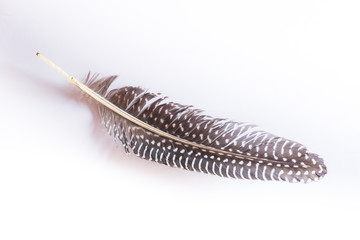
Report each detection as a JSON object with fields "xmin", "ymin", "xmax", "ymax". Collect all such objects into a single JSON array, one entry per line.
[{"xmin": 37, "ymin": 53, "xmax": 327, "ymax": 183}]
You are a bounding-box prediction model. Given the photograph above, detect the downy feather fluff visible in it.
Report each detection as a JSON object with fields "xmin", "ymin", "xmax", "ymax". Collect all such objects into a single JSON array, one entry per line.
[{"xmin": 37, "ymin": 53, "xmax": 327, "ymax": 183}]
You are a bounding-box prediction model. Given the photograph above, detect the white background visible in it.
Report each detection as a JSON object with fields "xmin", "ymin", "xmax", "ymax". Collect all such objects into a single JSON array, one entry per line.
[{"xmin": 1, "ymin": 1, "xmax": 359, "ymax": 239}]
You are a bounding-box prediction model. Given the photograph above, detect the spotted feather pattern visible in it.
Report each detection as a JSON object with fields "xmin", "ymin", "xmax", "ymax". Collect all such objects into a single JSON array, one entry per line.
[{"xmin": 84, "ymin": 74, "xmax": 327, "ymax": 183}]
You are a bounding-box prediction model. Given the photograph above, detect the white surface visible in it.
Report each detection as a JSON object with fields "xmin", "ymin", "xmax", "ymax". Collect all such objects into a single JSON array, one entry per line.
[{"xmin": 1, "ymin": 1, "xmax": 359, "ymax": 239}]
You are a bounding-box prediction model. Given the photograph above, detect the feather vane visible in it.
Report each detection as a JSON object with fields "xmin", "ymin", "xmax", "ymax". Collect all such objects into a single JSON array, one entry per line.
[{"xmin": 37, "ymin": 53, "xmax": 327, "ymax": 183}]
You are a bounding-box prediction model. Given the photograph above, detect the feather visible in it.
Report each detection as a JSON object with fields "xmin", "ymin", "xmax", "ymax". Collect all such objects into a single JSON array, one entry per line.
[{"xmin": 36, "ymin": 53, "xmax": 327, "ymax": 183}]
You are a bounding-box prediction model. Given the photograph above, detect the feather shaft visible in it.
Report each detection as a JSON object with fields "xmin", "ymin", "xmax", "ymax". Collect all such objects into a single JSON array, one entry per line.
[{"xmin": 36, "ymin": 52, "xmax": 327, "ymax": 183}]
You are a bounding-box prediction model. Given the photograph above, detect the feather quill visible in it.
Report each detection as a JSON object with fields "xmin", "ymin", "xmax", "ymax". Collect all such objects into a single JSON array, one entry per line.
[{"xmin": 36, "ymin": 53, "xmax": 327, "ymax": 183}]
